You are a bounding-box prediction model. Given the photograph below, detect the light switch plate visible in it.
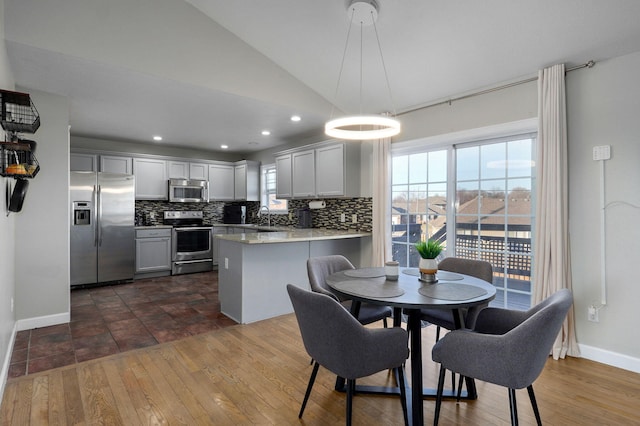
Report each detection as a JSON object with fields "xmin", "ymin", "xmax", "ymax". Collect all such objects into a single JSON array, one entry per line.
[{"xmin": 592, "ymin": 145, "xmax": 611, "ymax": 161}]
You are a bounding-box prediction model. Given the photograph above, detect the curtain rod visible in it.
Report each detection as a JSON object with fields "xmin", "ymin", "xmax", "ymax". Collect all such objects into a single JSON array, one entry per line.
[{"xmin": 397, "ymin": 60, "xmax": 596, "ymax": 116}]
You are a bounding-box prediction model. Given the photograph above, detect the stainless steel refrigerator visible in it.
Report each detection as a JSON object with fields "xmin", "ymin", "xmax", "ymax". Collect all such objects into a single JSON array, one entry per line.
[{"xmin": 70, "ymin": 171, "xmax": 135, "ymax": 286}]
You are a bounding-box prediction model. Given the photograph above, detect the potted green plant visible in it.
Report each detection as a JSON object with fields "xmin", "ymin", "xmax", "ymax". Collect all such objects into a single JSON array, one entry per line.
[{"xmin": 415, "ymin": 239, "xmax": 443, "ymax": 281}]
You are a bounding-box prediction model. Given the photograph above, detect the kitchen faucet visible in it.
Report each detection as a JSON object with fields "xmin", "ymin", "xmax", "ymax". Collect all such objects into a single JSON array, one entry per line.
[{"xmin": 258, "ymin": 205, "xmax": 271, "ymax": 227}]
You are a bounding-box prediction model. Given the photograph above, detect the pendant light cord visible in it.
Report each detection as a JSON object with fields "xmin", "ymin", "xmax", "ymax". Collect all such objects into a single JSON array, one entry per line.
[
  {"xmin": 325, "ymin": 1, "xmax": 401, "ymax": 140},
  {"xmin": 359, "ymin": 23, "xmax": 363, "ymax": 115},
  {"xmin": 372, "ymin": 12, "xmax": 397, "ymax": 117},
  {"xmin": 329, "ymin": 8, "xmax": 356, "ymax": 121}
]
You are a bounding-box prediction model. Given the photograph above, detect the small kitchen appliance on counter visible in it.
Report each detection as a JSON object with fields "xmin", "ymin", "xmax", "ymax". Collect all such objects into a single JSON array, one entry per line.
[
  {"xmin": 223, "ymin": 205, "xmax": 246, "ymax": 224},
  {"xmin": 163, "ymin": 210, "xmax": 213, "ymax": 275},
  {"xmin": 296, "ymin": 208, "xmax": 313, "ymax": 228}
]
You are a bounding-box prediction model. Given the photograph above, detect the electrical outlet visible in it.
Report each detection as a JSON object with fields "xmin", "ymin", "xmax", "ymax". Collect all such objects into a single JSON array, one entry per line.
[
  {"xmin": 592, "ymin": 145, "xmax": 611, "ymax": 161},
  {"xmin": 340, "ymin": 213, "xmax": 346, "ymax": 223},
  {"xmin": 224, "ymin": 258, "xmax": 229, "ymax": 269},
  {"xmin": 352, "ymin": 214, "xmax": 358, "ymax": 223},
  {"xmin": 587, "ymin": 305, "xmax": 598, "ymax": 322}
]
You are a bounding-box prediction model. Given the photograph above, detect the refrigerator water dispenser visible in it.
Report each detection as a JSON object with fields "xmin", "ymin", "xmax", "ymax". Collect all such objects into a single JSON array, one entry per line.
[{"xmin": 73, "ymin": 202, "xmax": 92, "ymax": 225}]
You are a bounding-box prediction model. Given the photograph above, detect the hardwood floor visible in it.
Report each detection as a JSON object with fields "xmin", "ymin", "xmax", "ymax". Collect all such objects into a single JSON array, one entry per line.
[{"xmin": 2, "ymin": 314, "xmax": 639, "ymax": 425}]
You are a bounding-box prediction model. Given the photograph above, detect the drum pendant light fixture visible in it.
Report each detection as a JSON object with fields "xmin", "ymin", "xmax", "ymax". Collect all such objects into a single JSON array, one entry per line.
[{"xmin": 325, "ymin": 0, "xmax": 400, "ymax": 140}]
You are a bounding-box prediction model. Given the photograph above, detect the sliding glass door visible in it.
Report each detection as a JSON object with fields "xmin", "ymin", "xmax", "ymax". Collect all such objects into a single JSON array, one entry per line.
[{"xmin": 391, "ymin": 133, "xmax": 536, "ymax": 309}]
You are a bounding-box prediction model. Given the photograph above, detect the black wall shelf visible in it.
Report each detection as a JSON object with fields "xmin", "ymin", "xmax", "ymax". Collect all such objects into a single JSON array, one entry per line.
[{"xmin": 0, "ymin": 89, "xmax": 40, "ymax": 134}]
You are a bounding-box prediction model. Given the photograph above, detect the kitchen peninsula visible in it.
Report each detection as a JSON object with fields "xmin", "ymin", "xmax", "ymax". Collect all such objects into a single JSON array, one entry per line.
[{"xmin": 217, "ymin": 228, "xmax": 372, "ymax": 323}]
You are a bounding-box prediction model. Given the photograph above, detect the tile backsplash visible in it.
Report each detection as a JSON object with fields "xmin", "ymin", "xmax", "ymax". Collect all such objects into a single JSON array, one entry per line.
[
  {"xmin": 136, "ymin": 198, "xmax": 373, "ymax": 232},
  {"xmin": 135, "ymin": 200, "xmax": 225, "ymax": 226}
]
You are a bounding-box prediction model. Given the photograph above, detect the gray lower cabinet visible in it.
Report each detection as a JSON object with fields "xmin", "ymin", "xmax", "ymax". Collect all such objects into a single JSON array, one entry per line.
[{"xmin": 135, "ymin": 228, "xmax": 172, "ymax": 278}]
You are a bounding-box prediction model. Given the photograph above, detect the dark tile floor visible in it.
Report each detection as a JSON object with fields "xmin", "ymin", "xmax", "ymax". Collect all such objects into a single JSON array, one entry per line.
[{"xmin": 8, "ymin": 270, "xmax": 236, "ymax": 378}]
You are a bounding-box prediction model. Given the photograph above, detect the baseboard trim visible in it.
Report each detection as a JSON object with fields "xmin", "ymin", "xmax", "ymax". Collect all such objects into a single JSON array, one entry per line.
[
  {"xmin": 0, "ymin": 323, "xmax": 18, "ymax": 405},
  {"xmin": 16, "ymin": 312, "xmax": 70, "ymax": 332},
  {"xmin": 578, "ymin": 343, "xmax": 640, "ymax": 374}
]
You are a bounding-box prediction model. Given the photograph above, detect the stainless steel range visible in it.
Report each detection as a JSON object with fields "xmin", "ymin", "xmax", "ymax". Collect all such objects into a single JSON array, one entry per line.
[{"xmin": 163, "ymin": 211, "xmax": 213, "ymax": 275}]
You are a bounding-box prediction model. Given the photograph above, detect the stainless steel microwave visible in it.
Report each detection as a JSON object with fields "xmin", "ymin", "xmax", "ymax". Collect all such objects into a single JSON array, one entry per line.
[{"xmin": 168, "ymin": 179, "xmax": 209, "ymax": 203}]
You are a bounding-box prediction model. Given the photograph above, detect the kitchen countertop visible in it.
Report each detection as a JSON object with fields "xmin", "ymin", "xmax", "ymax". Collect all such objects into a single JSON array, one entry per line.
[
  {"xmin": 216, "ymin": 228, "xmax": 371, "ymax": 244},
  {"xmin": 135, "ymin": 225, "xmax": 173, "ymax": 230},
  {"xmin": 135, "ymin": 224, "xmax": 289, "ymax": 231},
  {"xmin": 212, "ymin": 223, "xmax": 296, "ymax": 232}
]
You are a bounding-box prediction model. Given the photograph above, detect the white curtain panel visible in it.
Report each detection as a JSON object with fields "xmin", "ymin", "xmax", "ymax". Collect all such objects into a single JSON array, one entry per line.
[
  {"xmin": 534, "ymin": 63, "xmax": 580, "ymax": 358},
  {"xmin": 372, "ymin": 138, "xmax": 392, "ymax": 266}
]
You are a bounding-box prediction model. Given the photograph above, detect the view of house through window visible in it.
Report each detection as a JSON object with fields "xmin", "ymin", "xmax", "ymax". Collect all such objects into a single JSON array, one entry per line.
[
  {"xmin": 392, "ymin": 150, "xmax": 448, "ymax": 268},
  {"xmin": 261, "ymin": 165, "xmax": 288, "ymax": 213},
  {"xmin": 391, "ymin": 134, "xmax": 536, "ymax": 310}
]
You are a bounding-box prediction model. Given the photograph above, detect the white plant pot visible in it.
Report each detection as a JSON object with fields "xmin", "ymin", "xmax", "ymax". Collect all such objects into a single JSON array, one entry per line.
[{"xmin": 419, "ymin": 258, "xmax": 438, "ymax": 275}]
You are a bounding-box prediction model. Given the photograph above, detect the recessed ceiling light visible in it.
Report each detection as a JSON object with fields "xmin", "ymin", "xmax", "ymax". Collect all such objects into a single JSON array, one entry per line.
[
  {"xmin": 291, "ymin": 115, "xmax": 301, "ymax": 122},
  {"xmin": 220, "ymin": 144, "xmax": 229, "ymax": 149},
  {"xmin": 261, "ymin": 130, "xmax": 271, "ymax": 136},
  {"xmin": 152, "ymin": 135, "xmax": 162, "ymax": 141}
]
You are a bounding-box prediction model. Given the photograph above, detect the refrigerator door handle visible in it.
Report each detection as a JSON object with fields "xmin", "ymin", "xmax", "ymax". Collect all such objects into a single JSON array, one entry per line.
[
  {"xmin": 93, "ymin": 185, "xmax": 98, "ymax": 247},
  {"xmin": 97, "ymin": 184, "xmax": 102, "ymax": 246}
]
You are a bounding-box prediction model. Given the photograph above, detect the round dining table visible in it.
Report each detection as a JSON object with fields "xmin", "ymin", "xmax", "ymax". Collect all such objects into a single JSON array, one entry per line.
[{"xmin": 326, "ymin": 267, "xmax": 496, "ymax": 426}]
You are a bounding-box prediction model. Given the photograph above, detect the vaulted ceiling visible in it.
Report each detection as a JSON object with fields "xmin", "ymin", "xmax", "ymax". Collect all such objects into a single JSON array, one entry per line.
[{"xmin": 5, "ymin": 0, "xmax": 640, "ymax": 153}]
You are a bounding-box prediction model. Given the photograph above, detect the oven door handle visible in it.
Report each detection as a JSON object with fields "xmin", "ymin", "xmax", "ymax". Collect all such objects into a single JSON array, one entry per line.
[{"xmin": 174, "ymin": 259, "xmax": 213, "ymax": 265}]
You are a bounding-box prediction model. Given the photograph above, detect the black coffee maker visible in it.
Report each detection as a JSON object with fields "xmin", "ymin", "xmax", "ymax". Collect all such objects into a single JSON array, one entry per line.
[
  {"xmin": 296, "ymin": 208, "xmax": 312, "ymax": 228},
  {"xmin": 223, "ymin": 205, "xmax": 246, "ymax": 224}
]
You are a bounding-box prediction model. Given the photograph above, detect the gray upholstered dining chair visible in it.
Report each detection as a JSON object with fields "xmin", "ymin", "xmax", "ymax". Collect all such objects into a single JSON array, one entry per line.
[
  {"xmin": 307, "ymin": 255, "xmax": 393, "ymax": 326},
  {"xmin": 418, "ymin": 257, "xmax": 493, "ymax": 392},
  {"xmin": 420, "ymin": 257, "xmax": 494, "ymax": 335},
  {"xmin": 286, "ymin": 284, "xmax": 409, "ymax": 426},
  {"xmin": 431, "ymin": 288, "xmax": 573, "ymax": 426}
]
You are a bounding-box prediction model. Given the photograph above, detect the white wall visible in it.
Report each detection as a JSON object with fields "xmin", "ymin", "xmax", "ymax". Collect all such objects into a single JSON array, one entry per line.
[
  {"xmin": 0, "ymin": 0, "xmax": 17, "ymax": 399},
  {"xmin": 566, "ymin": 51, "xmax": 640, "ymax": 367},
  {"xmin": 394, "ymin": 55, "xmax": 640, "ymax": 371},
  {"xmin": 394, "ymin": 79, "xmax": 538, "ymax": 143},
  {"xmin": 13, "ymin": 89, "xmax": 70, "ymax": 326}
]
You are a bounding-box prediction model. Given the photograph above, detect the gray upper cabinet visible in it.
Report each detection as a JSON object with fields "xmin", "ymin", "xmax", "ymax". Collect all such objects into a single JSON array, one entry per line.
[
  {"xmin": 133, "ymin": 158, "xmax": 168, "ymax": 200},
  {"xmin": 71, "ymin": 150, "xmax": 260, "ymax": 202},
  {"xmin": 275, "ymin": 154, "xmax": 292, "ymax": 199},
  {"xmin": 169, "ymin": 161, "xmax": 209, "ymax": 180},
  {"xmin": 208, "ymin": 163, "xmax": 235, "ymax": 200},
  {"xmin": 189, "ymin": 163, "xmax": 208, "ymax": 180},
  {"xmin": 292, "ymin": 149, "xmax": 316, "ymax": 198},
  {"xmin": 168, "ymin": 160, "xmax": 189, "ymax": 179},
  {"xmin": 70, "ymin": 153, "xmax": 97, "ymax": 171},
  {"xmin": 101, "ymin": 155, "xmax": 133, "ymax": 174},
  {"xmin": 275, "ymin": 141, "xmax": 360, "ymax": 199},
  {"xmin": 71, "ymin": 153, "xmax": 132, "ymax": 174},
  {"xmin": 234, "ymin": 160, "xmax": 260, "ymax": 201},
  {"xmin": 315, "ymin": 144, "xmax": 344, "ymax": 197}
]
